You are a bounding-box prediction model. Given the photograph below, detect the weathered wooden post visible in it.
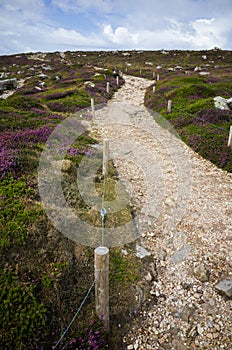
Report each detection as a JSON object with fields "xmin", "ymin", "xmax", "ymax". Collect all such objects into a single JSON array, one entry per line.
[
  {"xmin": 167, "ymin": 100, "xmax": 172, "ymax": 113},
  {"xmin": 103, "ymin": 139, "xmax": 109, "ymax": 176},
  {"xmin": 106, "ymin": 82, "xmax": 110, "ymax": 93},
  {"xmin": 125, "ymin": 67, "xmax": 128, "ymax": 72},
  {"xmin": 91, "ymin": 98, "xmax": 95, "ymax": 118},
  {"xmin": 157, "ymin": 73, "xmax": 160, "ymax": 81},
  {"xmin": 139, "ymin": 69, "xmax": 142, "ymax": 75},
  {"xmin": 116, "ymin": 75, "xmax": 119, "ymax": 86},
  {"xmin": 153, "ymin": 71, "xmax": 156, "ymax": 78},
  {"xmin": 95, "ymin": 246, "xmax": 109, "ymax": 330},
  {"xmin": 228, "ymin": 126, "xmax": 232, "ymax": 147},
  {"xmin": 153, "ymin": 86, "xmax": 156, "ymax": 93}
]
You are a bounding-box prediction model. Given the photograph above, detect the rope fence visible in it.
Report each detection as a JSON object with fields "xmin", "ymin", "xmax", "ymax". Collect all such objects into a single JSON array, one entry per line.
[{"xmin": 53, "ymin": 138, "xmax": 110, "ymax": 349}]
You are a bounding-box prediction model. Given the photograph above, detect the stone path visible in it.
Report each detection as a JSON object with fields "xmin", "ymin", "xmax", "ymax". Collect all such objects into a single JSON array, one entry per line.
[{"xmin": 90, "ymin": 75, "xmax": 232, "ymax": 349}]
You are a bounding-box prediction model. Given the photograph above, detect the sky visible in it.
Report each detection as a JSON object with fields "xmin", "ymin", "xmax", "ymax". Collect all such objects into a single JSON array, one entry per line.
[{"xmin": 0, "ymin": 0, "xmax": 232, "ymax": 55}]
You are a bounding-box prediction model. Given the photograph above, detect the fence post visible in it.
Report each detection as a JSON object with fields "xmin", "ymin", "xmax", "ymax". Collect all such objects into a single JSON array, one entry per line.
[
  {"xmin": 153, "ymin": 86, "xmax": 156, "ymax": 93},
  {"xmin": 157, "ymin": 73, "xmax": 160, "ymax": 81},
  {"xmin": 103, "ymin": 139, "xmax": 109, "ymax": 176},
  {"xmin": 228, "ymin": 126, "xmax": 232, "ymax": 147},
  {"xmin": 106, "ymin": 82, "xmax": 110, "ymax": 93},
  {"xmin": 116, "ymin": 75, "xmax": 119, "ymax": 85},
  {"xmin": 94, "ymin": 246, "xmax": 109, "ymax": 330},
  {"xmin": 91, "ymin": 98, "xmax": 95, "ymax": 118},
  {"xmin": 167, "ymin": 100, "xmax": 172, "ymax": 113}
]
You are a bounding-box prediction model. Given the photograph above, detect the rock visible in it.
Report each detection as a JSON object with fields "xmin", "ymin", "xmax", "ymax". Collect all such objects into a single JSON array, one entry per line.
[
  {"xmin": 227, "ymin": 97, "xmax": 232, "ymax": 109},
  {"xmin": 0, "ymin": 78, "xmax": 17, "ymax": 91},
  {"xmin": 135, "ymin": 245, "xmax": 151, "ymax": 259},
  {"xmin": 145, "ymin": 272, "xmax": 153, "ymax": 282},
  {"xmin": 134, "ymin": 340, "xmax": 139, "ymax": 350},
  {"xmin": 214, "ymin": 279, "xmax": 232, "ymax": 297},
  {"xmin": 197, "ymin": 325, "xmax": 204, "ymax": 336},
  {"xmin": 38, "ymin": 73, "xmax": 50, "ymax": 79},
  {"xmin": 214, "ymin": 96, "xmax": 230, "ymax": 110},
  {"xmin": 170, "ymin": 244, "xmax": 192, "ymax": 264},
  {"xmin": 199, "ymin": 71, "xmax": 210, "ymax": 75},
  {"xmin": 194, "ymin": 66, "xmax": 202, "ymax": 71},
  {"xmin": 127, "ymin": 345, "xmax": 134, "ymax": 350},
  {"xmin": 193, "ymin": 264, "xmax": 210, "ymax": 282},
  {"xmin": 188, "ymin": 326, "xmax": 197, "ymax": 338},
  {"xmin": 180, "ymin": 305, "xmax": 195, "ymax": 322}
]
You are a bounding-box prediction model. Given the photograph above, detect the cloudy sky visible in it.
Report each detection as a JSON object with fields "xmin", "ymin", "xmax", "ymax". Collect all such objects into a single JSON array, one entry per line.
[{"xmin": 0, "ymin": 0, "xmax": 232, "ymax": 55}]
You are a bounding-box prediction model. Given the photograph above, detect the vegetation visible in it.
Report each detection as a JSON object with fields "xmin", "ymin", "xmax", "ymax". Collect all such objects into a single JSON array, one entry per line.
[{"xmin": 0, "ymin": 48, "xmax": 231, "ymax": 349}]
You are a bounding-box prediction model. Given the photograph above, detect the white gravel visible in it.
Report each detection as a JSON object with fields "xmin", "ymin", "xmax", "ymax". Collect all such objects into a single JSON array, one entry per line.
[{"xmin": 89, "ymin": 75, "xmax": 232, "ymax": 349}]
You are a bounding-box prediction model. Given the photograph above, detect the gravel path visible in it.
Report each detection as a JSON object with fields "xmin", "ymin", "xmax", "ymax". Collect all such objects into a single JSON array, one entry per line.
[{"xmin": 91, "ymin": 75, "xmax": 232, "ymax": 349}]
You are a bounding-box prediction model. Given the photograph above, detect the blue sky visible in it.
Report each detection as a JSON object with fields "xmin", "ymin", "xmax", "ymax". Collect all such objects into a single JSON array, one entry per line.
[{"xmin": 0, "ymin": 0, "xmax": 232, "ymax": 55}]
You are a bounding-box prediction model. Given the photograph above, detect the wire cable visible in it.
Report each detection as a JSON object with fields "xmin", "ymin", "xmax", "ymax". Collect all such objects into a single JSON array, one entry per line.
[{"xmin": 53, "ymin": 279, "xmax": 96, "ymax": 350}]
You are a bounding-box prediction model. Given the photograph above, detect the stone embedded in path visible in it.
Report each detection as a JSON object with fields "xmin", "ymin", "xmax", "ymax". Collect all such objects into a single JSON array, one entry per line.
[
  {"xmin": 170, "ymin": 244, "xmax": 192, "ymax": 264},
  {"xmin": 214, "ymin": 279, "xmax": 232, "ymax": 297},
  {"xmin": 193, "ymin": 263, "xmax": 210, "ymax": 282}
]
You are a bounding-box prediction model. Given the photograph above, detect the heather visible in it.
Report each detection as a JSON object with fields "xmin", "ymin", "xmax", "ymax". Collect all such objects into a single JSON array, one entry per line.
[
  {"xmin": 0, "ymin": 51, "xmax": 139, "ymax": 349},
  {"xmin": 1, "ymin": 49, "xmax": 232, "ymax": 349},
  {"xmin": 142, "ymin": 51, "xmax": 232, "ymax": 172}
]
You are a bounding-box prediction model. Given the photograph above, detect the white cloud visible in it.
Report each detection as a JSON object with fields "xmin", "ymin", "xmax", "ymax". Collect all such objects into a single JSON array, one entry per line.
[
  {"xmin": 103, "ymin": 24, "xmax": 139, "ymax": 46},
  {"xmin": 48, "ymin": 27, "xmax": 106, "ymax": 48}
]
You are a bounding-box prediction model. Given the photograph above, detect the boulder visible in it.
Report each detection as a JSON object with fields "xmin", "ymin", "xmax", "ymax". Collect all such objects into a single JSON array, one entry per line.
[
  {"xmin": 214, "ymin": 96, "xmax": 231, "ymax": 110},
  {"xmin": 0, "ymin": 78, "xmax": 17, "ymax": 91}
]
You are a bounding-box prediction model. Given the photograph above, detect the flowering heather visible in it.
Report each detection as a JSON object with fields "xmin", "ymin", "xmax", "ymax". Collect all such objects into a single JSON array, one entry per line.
[
  {"xmin": 45, "ymin": 89, "xmax": 78, "ymax": 100},
  {"xmin": 193, "ymin": 108, "xmax": 232, "ymax": 125},
  {"xmin": 0, "ymin": 126, "xmax": 52, "ymax": 177},
  {"xmin": 62, "ymin": 319, "xmax": 106, "ymax": 350},
  {"xmin": 1, "ymin": 126, "xmax": 52, "ymax": 148},
  {"xmin": 0, "ymin": 148, "xmax": 17, "ymax": 178}
]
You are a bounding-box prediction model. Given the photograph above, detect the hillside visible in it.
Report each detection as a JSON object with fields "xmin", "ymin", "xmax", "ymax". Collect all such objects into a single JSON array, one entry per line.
[{"xmin": 0, "ymin": 50, "xmax": 232, "ymax": 349}]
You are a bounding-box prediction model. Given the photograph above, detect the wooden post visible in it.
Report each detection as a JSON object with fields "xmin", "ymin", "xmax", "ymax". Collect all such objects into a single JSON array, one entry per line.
[
  {"xmin": 125, "ymin": 67, "xmax": 128, "ymax": 72},
  {"xmin": 167, "ymin": 100, "xmax": 172, "ymax": 113},
  {"xmin": 106, "ymin": 82, "xmax": 110, "ymax": 93},
  {"xmin": 157, "ymin": 73, "xmax": 160, "ymax": 81},
  {"xmin": 103, "ymin": 138, "xmax": 109, "ymax": 176},
  {"xmin": 91, "ymin": 98, "xmax": 95, "ymax": 118},
  {"xmin": 116, "ymin": 76, "xmax": 119, "ymax": 85},
  {"xmin": 228, "ymin": 126, "xmax": 232, "ymax": 147},
  {"xmin": 139, "ymin": 69, "xmax": 142, "ymax": 75},
  {"xmin": 153, "ymin": 71, "xmax": 156, "ymax": 78},
  {"xmin": 95, "ymin": 246, "xmax": 109, "ymax": 330},
  {"xmin": 153, "ymin": 86, "xmax": 156, "ymax": 93}
]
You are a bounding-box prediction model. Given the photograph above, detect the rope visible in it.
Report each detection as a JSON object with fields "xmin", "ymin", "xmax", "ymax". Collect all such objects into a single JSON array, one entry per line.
[{"xmin": 53, "ymin": 279, "xmax": 96, "ymax": 350}]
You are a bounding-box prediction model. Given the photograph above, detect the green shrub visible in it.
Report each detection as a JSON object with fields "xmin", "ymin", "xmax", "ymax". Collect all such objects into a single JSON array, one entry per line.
[{"xmin": 0, "ymin": 271, "xmax": 46, "ymax": 349}]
